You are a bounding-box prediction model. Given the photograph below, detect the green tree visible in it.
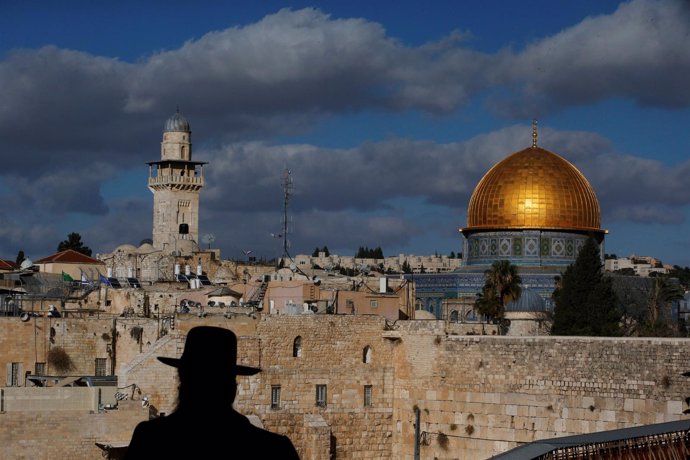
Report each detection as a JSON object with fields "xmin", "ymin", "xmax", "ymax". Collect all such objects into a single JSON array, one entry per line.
[
  {"xmin": 15, "ymin": 250, "xmax": 26, "ymax": 266},
  {"xmin": 639, "ymin": 276, "xmax": 684, "ymax": 336},
  {"xmin": 57, "ymin": 232, "xmax": 92, "ymax": 256},
  {"xmin": 355, "ymin": 246, "xmax": 384, "ymax": 259},
  {"xmin": 474, "ymin": 260, "xmax": 522, "ymax": 325},
  {"xmin": 552, "ymin": 237, "xmax": 621, "ymax": 336},
  {"xmin": 402, "ymin": 260, "xmax": 412, "ymax": 274},
  {"xmin": 312, "ymin": 246, "xmax": 331, "ymax": 257},
  {"xmin": 474, "ymin": 285, "xmax": 501, "ymax": 320},
  {"xmin": 667, "ymin": 265, "xmax": 690, "ymax": 290}
]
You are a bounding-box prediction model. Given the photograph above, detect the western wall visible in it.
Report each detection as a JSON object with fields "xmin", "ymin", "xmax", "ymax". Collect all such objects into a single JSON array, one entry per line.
[{"xmin": 2, "ymin": 314, "xmax": 690, "ymax": 459}]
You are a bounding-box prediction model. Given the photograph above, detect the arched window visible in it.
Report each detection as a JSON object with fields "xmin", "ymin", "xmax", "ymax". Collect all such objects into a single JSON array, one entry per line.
[
  {"xmin": 450, "ymin": 310, "xmax": 459, "ymax": 323},
  {"xmin": 293, "ymin": 336, "xmax": 302, "ymax": 358},
  {"xmin": 363, "ymin": 345, "xmax": 372, "ymax": 364}
]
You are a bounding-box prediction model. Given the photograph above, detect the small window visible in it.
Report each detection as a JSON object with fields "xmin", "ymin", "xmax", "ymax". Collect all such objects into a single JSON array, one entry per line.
[
  {"xmin": 450, "ymin": 310, "xmax": 459, "ymax": 323},
  {"xmin": 35, "ymin": 362, "xmax": 46, "ymax": 376},
  {"xmin": 364, "ymin": 385, "xmax": 373, "ymax": 407},
  {"xmin": 95, "ymin": 358, "xmax": 107, "ymax": 377},
  {"xmin": 293, "ymin": 336, "xmax": 302, "ymax": 358},
  {"xmin": 8, "ymin": 362, "xmax": 20, "ymax": 386},
  {"xmin": 369, "ymin": 299, "xmax": 378, "ymax": 308},
  {"xmin": 271, "ymin": 385, "xmax": 281, "ymax": 410},
  {"xmin": 316, "ymin": 384, "xmax": 327, "ymax": 407},
  {"xmin": 363, "ymin": 346, "xmax": 372, "ymax": 364}
]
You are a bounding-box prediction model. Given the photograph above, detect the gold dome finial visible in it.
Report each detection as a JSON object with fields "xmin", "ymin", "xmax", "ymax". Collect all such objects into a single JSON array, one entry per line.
[{"xmin": 532, "ymin": 119, "xmax": 538, "ymax": 148}]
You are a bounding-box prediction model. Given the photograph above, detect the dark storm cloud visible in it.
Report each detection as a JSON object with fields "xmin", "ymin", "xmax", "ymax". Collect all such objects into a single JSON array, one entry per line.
[
  {"xmin": 1, "ymin": 1, "xmax": 689, "ymax": 257},
  {"xmin": 201, "ymin": 124, "xmax": 690, "ymax": 252},
  {"xmin": 87, "ymin": 197, "xmax": 152, "ymax": 254},
  {"xmin": 200, "ymin": 207, "xmax": 421, "ymax": 260},
  {"xmin": 3, "ymin": 167, "xmax": 109, "ymax": 215},
  {"xmin": 1, "ymin": 1, "xmax": 686, "ymax": 172},
  {"xmin": 488, "ymin": 0, "xmax": 690, "ymax": 116},
  {"xmin": 124, "ymin": 9, "xmax": 485, "ymax": 117}
]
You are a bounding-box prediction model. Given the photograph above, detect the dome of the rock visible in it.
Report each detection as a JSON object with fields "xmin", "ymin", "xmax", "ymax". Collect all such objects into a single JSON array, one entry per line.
[{"xmin": 466, "ymin": 146, "xmax": 601, "ymax": 232}]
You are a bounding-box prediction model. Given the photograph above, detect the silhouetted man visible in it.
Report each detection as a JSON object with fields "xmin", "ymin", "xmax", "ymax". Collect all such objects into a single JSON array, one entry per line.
[{"xmin": 125, "ymin": 326, "xmax": 300, "ymax": 459}]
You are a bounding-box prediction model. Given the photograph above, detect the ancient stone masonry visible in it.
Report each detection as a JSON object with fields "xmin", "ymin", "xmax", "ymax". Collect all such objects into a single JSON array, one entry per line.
[{"xmin": 2, "ymin": 315, "xmax": 690, "ymax": 459}]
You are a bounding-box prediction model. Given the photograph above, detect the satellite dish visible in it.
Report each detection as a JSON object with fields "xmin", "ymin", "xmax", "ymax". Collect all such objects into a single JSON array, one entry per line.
[
  {"xmin": 289, "ymin": 263, "xmax": 297, "ymax": 272},
  {"xmin": 359, "ymin": 264, "xmax": 370, "ymax": 275},
  {"xmin": 20, "ymin": 313, "xmax": 30, "ymax": 322},
  {"xmin": 20, "ymin": 259, "xmax": 33, "ymax": 270},
  {"xmin": 202, "ymin": 234, "xmax": 215, "ymax": 249}
]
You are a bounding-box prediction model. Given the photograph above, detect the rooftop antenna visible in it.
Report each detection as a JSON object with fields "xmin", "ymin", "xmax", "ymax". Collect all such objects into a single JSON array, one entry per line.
[
  {"xmin": 280, "ymin": 168, "xmax": 293, "ymax": 260},
  {"xmin": 201, "ymin": 233, "xmax": 215, "ymax": 250}
]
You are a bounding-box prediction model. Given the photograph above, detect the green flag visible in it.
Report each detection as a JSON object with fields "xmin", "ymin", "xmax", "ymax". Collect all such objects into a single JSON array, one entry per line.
[{"xmin": 62, "ymin": 272, "xmax": 74, "ymax": 282}]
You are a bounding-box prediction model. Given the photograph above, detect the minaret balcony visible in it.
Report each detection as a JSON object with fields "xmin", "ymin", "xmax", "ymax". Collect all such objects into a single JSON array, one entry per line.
[{"xmin": 148, "ymin": 175, "xmax": 204, "ymax": 188}]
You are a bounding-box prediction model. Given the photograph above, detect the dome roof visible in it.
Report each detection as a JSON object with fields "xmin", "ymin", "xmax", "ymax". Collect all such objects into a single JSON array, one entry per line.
[
  {"xmin": 164, "ymin": 110, "xmax": 190, "ymax": 132},
  {"xmin": 115, "ymin": 244, "xmax": 137, "ymax": 253},
  {"xmin": 466, "ymin": 146, "xmax": 601, "ymax": 232},
  {"xmin": 505, "ymin": 288, "xmax": 547, "ymax": 312}
]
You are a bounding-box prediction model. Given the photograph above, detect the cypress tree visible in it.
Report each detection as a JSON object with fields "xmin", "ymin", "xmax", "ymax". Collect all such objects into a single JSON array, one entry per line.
[{"xmin": 552, "ymin": 237, "xmax": 621, "ymax": 336}]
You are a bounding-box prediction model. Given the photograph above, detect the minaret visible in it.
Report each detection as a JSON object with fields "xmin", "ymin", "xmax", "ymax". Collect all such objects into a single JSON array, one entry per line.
[{"xmin": 147, "ymin": 109, "xmax": 206, "ymax": 255}]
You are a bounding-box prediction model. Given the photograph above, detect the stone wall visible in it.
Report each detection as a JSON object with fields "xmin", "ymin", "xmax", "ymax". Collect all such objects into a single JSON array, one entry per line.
[
  {"xmin": 0, "ymin": 402, "xmax": 146, "ymax": 459},
  {"xmin": 390, "ymin": 321, "xmax": 690, "ymax": 459},
  {"xmin": 2, "ymin": 315, "xmax": 690, "ymax": 459}
]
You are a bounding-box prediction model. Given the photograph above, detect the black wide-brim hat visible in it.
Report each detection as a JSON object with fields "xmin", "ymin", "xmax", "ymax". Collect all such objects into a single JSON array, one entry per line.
[{"xmin": 158, "ymin": 326, "xmax": 261, "ymax": 376}]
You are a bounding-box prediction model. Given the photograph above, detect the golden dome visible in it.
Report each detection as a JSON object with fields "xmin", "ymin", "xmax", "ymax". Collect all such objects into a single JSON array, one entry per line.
[{"xmin": 466, "ymin": 146, "xmax": 601, "ymax": 232}]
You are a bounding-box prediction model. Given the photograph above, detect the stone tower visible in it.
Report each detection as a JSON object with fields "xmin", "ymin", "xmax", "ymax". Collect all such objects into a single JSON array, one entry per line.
[{"xmin": 147, "ymin": 110, "xmax": 206, "ymax": 255}]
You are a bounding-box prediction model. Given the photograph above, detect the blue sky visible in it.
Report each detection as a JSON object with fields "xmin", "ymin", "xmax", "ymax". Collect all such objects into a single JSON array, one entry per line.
[{"xmin": 1, "ymin": 0, "xmax": 690, "ymax": 266}]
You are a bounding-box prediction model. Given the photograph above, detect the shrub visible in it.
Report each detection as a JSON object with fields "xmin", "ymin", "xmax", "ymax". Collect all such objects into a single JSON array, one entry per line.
[{"xmin": 48, "ymin": 347, "xmax": 74, "ymax": 373}]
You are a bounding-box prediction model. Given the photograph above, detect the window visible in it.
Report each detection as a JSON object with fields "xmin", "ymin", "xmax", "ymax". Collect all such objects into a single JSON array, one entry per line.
[
  {"xmin": 364, "ymin": 385, "xmax": 373, "ymax": 407},
  {"xmin": 271, "ymin": 385, "xmax": 281, "ymax": 409},
  {"xmin": 7, "ymin": 362, "xmax": 20, "ymax": 386},
  {"xmin": 363, "ymin": 346, "xmax": 372, "ymax": 364},
  {"xmin": 293, "ymin": 336, "xmax": 302, "ymax": 358},
  {"xmin": 35, "ymin": 362, "xmax": 46, "ymax": 376},
  {"xmin": 316, "ymin": 384, "xmax": 327, "ymax": 407},
  {"xmin": 95, "ymin": 358, "xmax": 107, "ymax": 377},
  {"xmin": 449, "ymin": 310, "xmax": 459, "ymax": 323},
  {"xmin": 369, "ymin": 299, "xmax": 378, "ymax": 308}
]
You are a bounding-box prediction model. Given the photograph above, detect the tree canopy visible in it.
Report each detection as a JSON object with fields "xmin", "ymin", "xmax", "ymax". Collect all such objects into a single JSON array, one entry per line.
[
  {"xmin": 312, "ymin": 246, "xmax": 330, "ymax": 257},
  {"xmin": 475, "ymin": 260, "xmax": 522, "ymax": 326},
  {"xmin": 57, "ymin": 232, "xmax": 92, "ymax": 257},
  {"xmin": 355, "ymin": 246, "xmax": 384, "ymax": 259},
  {"xmin": 552, "ymin": 237, "xmax": 621, "ymax": 336},
  {"xmin": 401, "ymin": 260, "xmax": 412, "ymax": 274}
]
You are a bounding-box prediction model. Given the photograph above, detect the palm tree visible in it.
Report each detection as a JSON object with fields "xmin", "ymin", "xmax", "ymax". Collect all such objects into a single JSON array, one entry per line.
[
  {"xmin": 474, "ymin": 260, "xmax": 522, "ymax": 326},
  {"xmin": 642, "ymin": 276, "xmax": 684, "ymax": 335}
]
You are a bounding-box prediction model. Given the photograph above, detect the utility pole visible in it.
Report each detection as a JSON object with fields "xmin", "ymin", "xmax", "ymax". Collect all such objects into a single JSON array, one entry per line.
[
  {"xmin": 414, "ymin": 406, "xmax": 421, "ymax": 460},
  {"xmin": 281, "ymin": 168, "xmax": 293, "ymax": 260}
]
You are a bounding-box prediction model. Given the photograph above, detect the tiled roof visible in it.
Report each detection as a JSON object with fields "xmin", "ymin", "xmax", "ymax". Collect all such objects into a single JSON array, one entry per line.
[
  {"xmin": 0, "ymin": 259, "xmax": 18, "ymax": 270},
  {"xmin": 34, "ymin": 249, "xmax": 105, "ymax": 265}
]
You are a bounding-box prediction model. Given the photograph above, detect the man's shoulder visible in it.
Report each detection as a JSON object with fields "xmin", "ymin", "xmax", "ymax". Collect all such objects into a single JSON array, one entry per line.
[{"xmin": 245, "ymin": 423, "xmax": 290, "ymax": 441}]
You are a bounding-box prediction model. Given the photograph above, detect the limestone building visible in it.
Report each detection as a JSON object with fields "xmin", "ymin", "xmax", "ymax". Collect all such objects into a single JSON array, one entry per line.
[{"xmin": 147, "ymin": 110, "xmax": 206, "ymax": 255}]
